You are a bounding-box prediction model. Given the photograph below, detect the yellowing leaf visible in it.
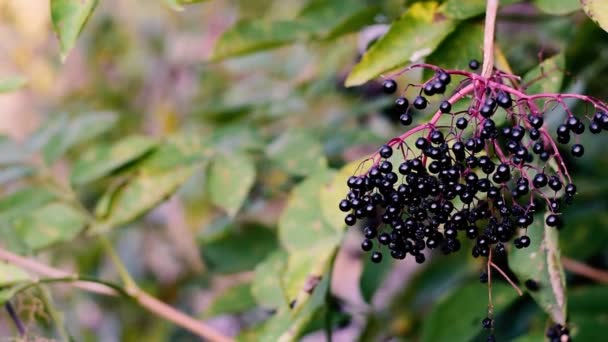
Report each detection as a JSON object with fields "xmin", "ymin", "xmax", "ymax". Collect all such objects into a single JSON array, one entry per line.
[
  {"xmin": 345, "ymin": 2, "xmax": 456, "ymax": 87},
  {"xmin": 581, "ymin": 0, "xmax": 608, "ymax": 33},
  {"xmin": 207, "ymin": 152, "xmax": 256, "ymax": 217}
]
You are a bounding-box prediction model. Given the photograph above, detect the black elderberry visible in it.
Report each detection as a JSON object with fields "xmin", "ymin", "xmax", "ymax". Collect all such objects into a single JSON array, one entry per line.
[
  {"xmin": 413, "ymin": 96, "xmax": 428, "ymax": 109},
  {"xmin": 571, "ymin": 144, "xmax": 584, "ymax": 157},
  {"xmin": 432, "ymin": 81, "xmax": 446, "ymax": 94},
  {"xmin": 379, "ymin": 145, "xmax": 393, "ymax": 158},
  {"xmin": 423, "ymin": 82, "xmax": 435, "ymax": 96},
  {"xmin": 400, "ymin": 113, "xmax": 413, "ymax": 126},
  {"xmin": 456, "ymin": 117, "xmax": 468, "ymax": 130},
  {"xmin": 382, "ymin": 79, "xmax": 397, "ymax": 94},
  {"xmin": 546, "ymin": 214, "xmax": 561, "ymax": 227},
  {"xmin": 415, "ymin": 137, "xmax": 429, "ymax": 150},
  {"xmin": 439, "ymin": 100, "xmax": 452, "ymax": 113},
  {"xmin": 532, "ymin": 142, "xmax": 544, "ymax": 154},
  {"xmin": 379, "ymin": 160, "xmax": 393, "ymax": 173},
  {"xmin": 528, "ymin": 115, "xmax": 544, "ymax": 129},
  {"xmin": 345, "ymin": 214, "xmax": 356, "ymax": 226},
  {"xmin": 430, "ymin": 130, "xmax": 445, "ymax": 144},
  {"xmin": 497, "ymin": 91, "xmax": 512, "ymax": 108},
  {"xmin": 487, "ymin": 334, "xmax": 496, "ymax": 342},
  {"xmin": 548, "ymin": 176, "xmax": 562, "ymax": 191},
  {"xmin": 395, "ymin": 96, "xmax": 409, "ymax": 109},
  {"xmin": 565, "ymin": 183, "xmax": 576, "ymax": 196},
  {"xmin": 590, "ymin": 121, "xmax": 602, "ymax": 134},
  {"xmin": 437, "ymin": 71, "xmax": 451, "ymax": 85},
  {"xmin": 371, "ymin": 251, "xmax": 383, "ymax": 263},
  {"xmin": 415, "ymin": 253, "xmax": 425, "ymax": 264},
  {"xmin": 469, "ymin": 59, "xmax": 480, "ymax": 70},
  {"xmin": 533, "ymin": 173, "xmax": 548, "ymax": 188},
  {"xmin": 363, "ymin": 226, "xmax": 377, "ymax": 239},
  {"xmin": 361, "ymin": 239, "xmax": 373, "ymax": 251},
  {"xmin": 339, "ymin": 199, "xmax": 351, "ymax": 212},
  {"xmin": 482, "ymin": 317, "xmax": 493, "ymax": 329},
  {"xmin": 479, "ymin": 271, "xmax": 488, "ymax": 283},
  {"xmin": 520, "ymin": 235, "xmax": 531, "ymax": 247},
  {"xmin": 378, "ymin": 233, "xmax": 391, "ymax": 245},
  {"xmin": 480, "ymin": 104, "xmax": 495, "ymax": 118},
  {"xmin": 524, "ymin": 279, "xmax": 540, "ymax": 291},
  {"xmin": 529, "ymin": 128, "xmax": 540, "ymax": 140}
]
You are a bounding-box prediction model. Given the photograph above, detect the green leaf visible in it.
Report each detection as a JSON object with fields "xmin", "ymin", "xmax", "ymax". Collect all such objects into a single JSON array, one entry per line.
[
  {"xmin": 345, "ymin": 2, "xmax": 456, "ymax": 87},
  {"xmin": 534, "ymin": 0, "xmax": 579, "ymax": 14},
  {"xmin": 581, "ymin": 0, "xmax": 608, "ymax": 33},
  {"xmin": 201, "ymin": 224, "xmax": 278, "ymax": 274},
  {"xmin": 204, "ymin": 283, "xmax": 257, "ymax": 317},
  {"xmin": 93, "ymin": 166, "xmax": 195, "ymax": 231},
  {"xmin": 13, "ymin": 203, "xmax": 87, "ymax": 251},
  {"xmin": 569, "ymin": 286, "xmax": 608, "ymax": 315},
  {"xmin": 260, "ymin": 276, "xmax": 329, "ymax": 341},
  {"xmin": 509, "ymin": 214, "xmax": 567, "ymax": 325},
  {"xmin": 207, "ymin": 152, "xmax": 256, "ymax": 217},
  {"xmin": 267, "ymin": 130, "xmax": 327, "ymax": 177},
  {"xmin": 523, "ymin": 53, "xmax": 565, "ymax": 95},
  {"xmin": 70, "ymin": 135, "xmax": 157, "ymax": 186},
  {"xmin": 559, "ymin": 202, "xmax": 608, "ymax": 259},
  {"xmin": 425, "ymin": 21, "xmax": 484, "ymax": 78},
  {"xmin": 25, "ymin": 114, "xmax": 69, "ymax": 153},
  {"xmin": 278, "ymin": 169, "xmax": 338, "ymax": 252},
  {"xmin": 439, "ymin": 0, "xmax": 521, "ymax": 20},
  {"xmin": 50, "ymin": 0, "xmax": 99, "ymax": 59},
  {"xmin": 359, "ymin": 256, "xmax": 393, "ymax": 303},
  {"xmin": 251, "ymin": 250, "xmax": 288, "ymax": 309},
  {"xmin": 139, "ymin": 133, "xmax": 213, "ymax": 172},
  {"xmin": 42, "ymin": 111, "xmax": 118, "ymax": 164},
  {"xmin": 0, "ymin": 187, "xmax": 57, "ymax": 223},
  {"xmin": 212, "ymin": 20, "xmax": 308, "ymax": 60},
  {"xmin": 421, "ymin": 283, "xmax": 520, "ymax": 342},
  {"xmin": 319, "ymin": 158, "xmax": 366, "ymax": 232},
  {"xmin": 211, "ymin": 0, "xmax": 377, "ymax": 60},
  {"xmin": 0, "ymin": 75, "xmax": 27, "ymax": 93},
  {"xmin": 0, "ymin": 262, "xmax": 30, "ymax": 286}
]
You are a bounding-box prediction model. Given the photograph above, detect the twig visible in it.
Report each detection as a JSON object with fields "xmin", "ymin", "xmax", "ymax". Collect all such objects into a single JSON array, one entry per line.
[
  {"xmin": 487, "ymin": 248, "xmax": 494, "ymax": 317},
  {"xmin": 4, "ymin": 302, "xmax": 26, "ymax": 337},
  {"xmin": 562, "ymin": 257, "xmax": 608, "ymax": 284},
  {"xmin": 482, "ymin": 0, "xmax": 499, "ymax": 78},
  {"xmin": 490, "ymin": 262, "xmax": 524, "ymax": 296},
  {"xmin": 0, "ymin": 248, "xmax": 234, "ymax": 342}
]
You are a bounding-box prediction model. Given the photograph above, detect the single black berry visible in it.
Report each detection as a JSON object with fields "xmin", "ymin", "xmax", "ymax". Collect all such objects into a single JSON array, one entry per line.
[
  {"xmin": 371, "ymin": 251, "xmax": 383, "ymax": 263},
  {"xmin": 482, "ymin": 317, "xmax": 493, "ymax": 329},
  {"xmin": 413, "ymin": 96, "xmax": 428, "ymax": 110},
  {"xmin": 379, "ymin": 145, "xmax": 393, "ymax": 158},
  {"xmin": 400, "ymin": 113, "xmax": 413, "ymax": 126},
  {"xmin": 524, "ymin": 279, "xmax": 540, "ymax": 291},
  {"xmin": 439, "ymin": 100, "xmax": 452, "ymax": 113},
  {"xmin": 571, "ymin": 144, "xmax": 584, "ymax": 157},
  {"xmin": 546, "ymin": 214, "xmax": 561, "ymax": 227},
  {"xmin": 382, "ymin": 79, "xmax": 397, "ymax": 94},
  {"xmin": 339, "ymin": 199, "xmax": 351, "ymax": 212},
  {"xmin": 456, "ymin": 117, "xmax": 468, "ymax": 130},
  {"xmin": 395, "ymin": 96, "xmax": 409, "ymax": 109},
  {"xmin": 469, "ymin": 59, "xmax": 480, "ymax": 70},
  {"xmin": 361, "ymin": 239, "xmax": 373, "ymax": 251}
]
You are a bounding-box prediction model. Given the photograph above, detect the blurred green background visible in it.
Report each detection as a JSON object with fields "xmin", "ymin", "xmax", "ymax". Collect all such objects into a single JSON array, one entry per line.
[{"xmin": 0, "ymin": 0, "xmax": 607, "ymax": 341}]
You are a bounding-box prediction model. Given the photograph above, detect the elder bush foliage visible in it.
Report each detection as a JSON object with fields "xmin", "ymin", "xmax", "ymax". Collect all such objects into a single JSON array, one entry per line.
[{"xmin": 0, "ymin": 0, "xmax": 607, "ymax": 341}]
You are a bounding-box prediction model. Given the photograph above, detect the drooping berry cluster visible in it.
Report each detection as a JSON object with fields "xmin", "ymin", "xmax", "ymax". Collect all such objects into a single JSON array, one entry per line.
[
  {"xmin": 546, "ymin": 323, "xmax": 571, "ymax": 342},
  {"xmin": 340, "ymin": 59, "xmax": 608, "ymax": 265}
]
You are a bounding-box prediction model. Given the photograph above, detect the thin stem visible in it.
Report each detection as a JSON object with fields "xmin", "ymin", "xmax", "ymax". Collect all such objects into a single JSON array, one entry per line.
[
  {"xmin": 487, "ymin": 248, "xmax": 494, "ymax": 317},
  {"xmin": 562, "ymin": 257, "xmax": 608, "ymax": 284},
  {"xmin": 99, "ymin": 236, "xmax": 138, "ymax": 292},
  {"xmin": 482, "ymin": 0, "xmax": 499, "ymax": 78},
  {"xmin": 0, "ymin": 248, "xmax": 233, "ymax": 342},
  {"xmin": 4, "ymin": 302, "xmax": 26, "ymax": 337},
  {"xmin": 490, "ymin": 262, "xmax": 524, "ymax": 296}
]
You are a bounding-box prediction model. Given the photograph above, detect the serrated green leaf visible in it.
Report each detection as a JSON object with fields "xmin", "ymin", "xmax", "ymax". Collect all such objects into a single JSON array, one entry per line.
[
  {"xmin": 581, "ymin": 0, "xmax": 608, "ymax": 33},
  {"xmin": 50, "ymin": 0, "xmax": 99, "ymax": 60},
  {"xmin": 261, "ymin": 276, "xmax": 329, "ymax": 341},
  {"xmin": 319, "ymin": 158, "xmax": 366, "ymax": 232},
  {"xmin": 211, "ymin": 0, "xmax": 377, "ymax": 60},
  {"xmin": 439, "ymin": 0, "xmax": 521, "ymax": 20},
  {"xmin": 534, "ymin": 0, "xmax": 579, "ymax": 15},
  {"xmin": 42, "ymin": 111, "xmax": 118, "ymax": 164},
  {"xmin": 421, "ymin": 283, "xmax": 520, "ymax": 342},
  {"xmin": 345, "ymin": 2, "xmax": 456, "ymax": 87},
  {"xmin": 252, "ymin": 250, "xmax": 288, "ymax": 309},
  {"xmin": 267, "ymin": 130, "xmax": 327, "ymax": 177},
  {"xmin": 140, "ymin": 133, "xmax": 213, "ymax": 172},
  {"xmin": 70, "ymin": 135, "xmax": 157, "ymax": 186},
  {"xmin": 201, "ymin": 224, "xmax": 278, "ymax": 274},
  {"xmin": 13, "ymin": 202, "xmax": 87, "ymax": 251},
  {"xmin": 425, "ymin": 21, "xmax": 484, "ymax": 78},
  {"xmin": 207, "ymin": 152, "xmax": 256, "ymax": 217},
  {"xmin": 0, "ymin": 75, "xmax": 27, "ymax": 93},
  {"xmin": 278, "ymin": 169, "xmax": 338, "ymax": 252},
  {"xmin": 204, "ymin": 283, "xmax": 257, "ymax": 317},
  {"xmin": 92, "ymin": 166, "xmax": 195, "ymax": 232},
  {"xmin": 523, "ymin": 53, "xmax": 565, "ymax": 95},
  {"xmin": 0, "ymin": 187, "xmax": 57, "ymax": 223},
  {"xmin": 509, "ymin": 214, "xmax": 567, "ymax": 325}
]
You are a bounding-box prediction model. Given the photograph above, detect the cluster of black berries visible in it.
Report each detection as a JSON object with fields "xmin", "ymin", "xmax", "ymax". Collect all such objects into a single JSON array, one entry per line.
[
  {"xmin": 546, "ymin": 323, "xmax": 571, "ymax": 342},
  {"xmin": 340, "ymin": 60, "xmax": 608, "ymax": 265}
]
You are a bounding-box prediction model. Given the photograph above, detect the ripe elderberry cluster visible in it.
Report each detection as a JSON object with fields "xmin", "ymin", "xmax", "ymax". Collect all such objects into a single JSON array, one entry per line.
[
  {"xmin": 546, "ymin": 323, "xmax": 571, "ymax": 342},
  {"xmin": 340, "ymin": 59, "xmax": 608, "ymax": 265}
]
